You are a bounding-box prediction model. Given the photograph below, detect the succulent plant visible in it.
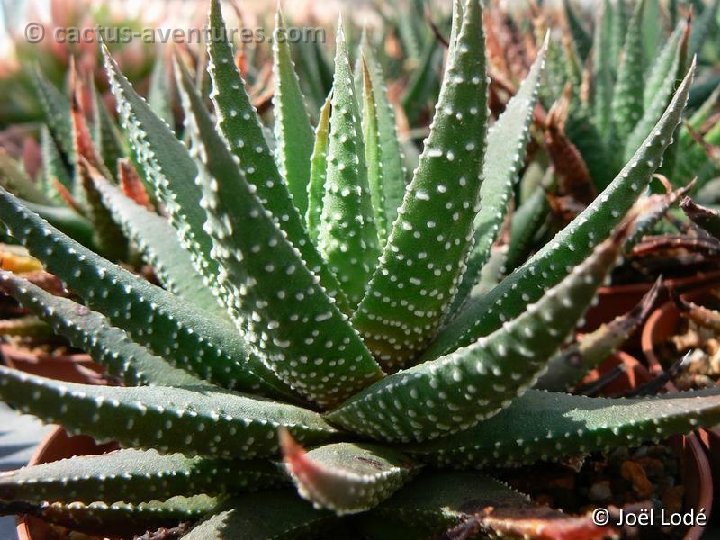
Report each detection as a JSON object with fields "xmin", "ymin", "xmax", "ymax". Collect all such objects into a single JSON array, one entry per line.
[
  {"xmin": 556, "ymin": 0, "xmax": 720, "ymax": 193},
  {"xmin": 0, "ymin": 0, "xmax": 718, "ymax": 537}
]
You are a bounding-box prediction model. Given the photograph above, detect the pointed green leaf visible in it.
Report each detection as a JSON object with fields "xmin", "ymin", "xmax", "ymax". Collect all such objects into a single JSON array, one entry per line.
[
  {"xmin": 535, "ymin": 279, "xmax": 661, "ymax": 391},
  {"xmin": 563, "ymin": 0, "xmax": 592, "ymax": 61},
  {"xmin": 401, "ymin": 40, "xmax": 443, "ymax": 126},
  {"xmin": 40, "ymin": 125, "xmax": 72, "ymax": 193},
  {"xmin": 329, "ymin": 229, "xmax": 626, "ymax": 442},
  {"xmin": 0, "ymin": 366, "xmax": 338, "ymax": 458},
  {"xmin": 207, "ymin": 0, "xmax": 347, "ymax": 311},
  {"xmin": 362, "ymin": 37, "xmax": 407, "ymax": 231},
  {"xmin": 643, "ymin": 22, "xmax": 686, "ymax": 111},
  {"xmin": 361, "ymin": 58, "xmax": 389, "ymax": 245},
  {"xmin": 77, "ymin": 162, "xmax": 128, "ymax": 261},
  {"xmin": 181, "ymin": 492, "xmax": 336, "ymax": 540},
  {"xmin": 281, "ymin": 433, "xmax": 416, "ymax": 515},
  {"xmin": 424, "ymin": 60, "xmax": 695, "ymax": 361},
  {"xmin": 32, "ymin": 69, "xmax": 73, "ymax": 164},
  {"xmin": 273, "ymin": 10, "xmax": 314, "ymax": 218},
  {"xmin": 593, "ymin": 0, "xmax": 614, "ymax": 139},
  {"xmin": 19, "ymin": 200, "xmax": 95, "ymax": 250},
  {"xmin": 4, "ymin": 496, "xmax": 218, "ymax": 538},
  {"xmin": 611, "ymin": 0, "xmax": 646, "ymax": 141},
  {"xmin": 176, "ymin": 59, "xmax": 383, "ymax": 408},
  {"xmin": 503, "ymin": 185, "xmax": 550, "ymax": 275},
  {"xmin": 101, "ymin": 44, "xmax": 223, "ymax": 303},
  {"xmin": 370, "ymin": 472, "xmax": 602, "ymax": 538},
  {"xmin": 306, "ymin": 93, "xmax": 331, "ymax": 244},
  {"xmin": 689, "ymin": 0, "xmax": 720, "ymax": 58},
  {"xmin": 408, "ymin": 387, "xmax": 720, "ymax": 467},
  {"xmin": 0, "ymin": 187, "xmax": 284, "ymax": 396},
  {"xmin": 91, "ymin": 174, "xmax": 224, "ymax": 316},
  {"xmin": 0, "ymin": 271, "xmax": 206, "ymax": 388},
  {"xmin": 317, "ymin": 24, "xmax": 380, "ymax": 307},
  {"xmin": 566, "ymin": 106, "xmax": 614, "ymax": 190},
  {"xmin": 91, "ymin": 80, "xmax": 125, "ymax": 178},
  {"xmin": 642, "ymin": 0, "xmax": 662, "ymax": 66},
  {"xmin": 0, "ymin": 150, "xmax": 52, "ymax": 205},
  {"xmin": 0, "ymin": 448, "xmax": 284, "ymax": 504},
  {"xmin": 148, "ymin": 54, "xmax": 173, "ymax": 128},
  {"xmin": 452, "ymin": 46, "xmax": 545, "ymax": 314},
  {"xmin": 610, "ymin": 0, "xmax": 628, "ymax": 76},
  {"xmin": 626, "ymin": 24, "xmax": 688, "ymax": 161},
  {"xmin": 352, "ymin": 0, "xmax": 489, "ymax": 370}
]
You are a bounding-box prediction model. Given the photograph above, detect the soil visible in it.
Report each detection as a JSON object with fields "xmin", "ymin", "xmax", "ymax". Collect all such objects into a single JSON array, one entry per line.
[
  {"xmin": 498, "ymin": 444, "xmax": 688, "ymax": 539},
  {"xmin": 655, "ymin": 295, "xmax": 720, "ymax": 391}
]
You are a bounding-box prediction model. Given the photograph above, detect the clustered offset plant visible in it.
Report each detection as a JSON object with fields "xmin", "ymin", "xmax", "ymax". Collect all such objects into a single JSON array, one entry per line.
[
  {"xmin": 552, "ymin": 0, "xmax": 720, "ymax": 196},
  {"xmin": 0, "ymin": 56, "xmax": 172, "ymax": 262},
  {"xmin": 0, "ymin": 0, "xmax": 719, "ymax": 537}
]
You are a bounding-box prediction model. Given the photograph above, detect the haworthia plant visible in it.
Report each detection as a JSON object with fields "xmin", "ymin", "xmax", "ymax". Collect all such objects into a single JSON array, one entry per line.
[
  {"xmin": 352, "ymin": 0, "xmax": 489, "ymax": 369},
  {"xmin": 0, "ymin": 1, "xmax": 711, "ymax": 537},
  {"xmin": 317, "ymin": 18, "xmax": 379, "ymax": 308}
]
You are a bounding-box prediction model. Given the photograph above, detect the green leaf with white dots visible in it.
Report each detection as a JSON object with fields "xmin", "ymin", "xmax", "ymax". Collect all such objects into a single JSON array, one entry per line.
[
  {"xmin": 625, "ymin": 24, "xmax": 689, "ymax": 161},
  {"xmin": 40, "ymin": 125, "xmax": 72, "ymax": 193},
  {"xmin": 368, "ymin": 472, "xmax": 598, "ymax": 538},
  {"xmin": 361, "ymin": 58, "xmax": 389, "ymax": 245},
  {"xmin": 32, "ymin": 69, "xmax": 74, "ymax": 165},
  {"xmin": 317, "ymin": 21, "xmax": 379, "ymax": 308},
  {"xmin": 101, "ymin": 43, "xmax": 222, "ymax": 303},
  {"xmin": 592, "ymin": 0, "xmax": 614, "ymax": 140},
  {"xmin": 148, "ymin": 54, "xmax": 173, "ymax": 129},
  {"xmin": 176, "ymin": 59, "xmax": 383, "ymax": 409},
  {"xmin": 181, "ymin": 492, "xmax": 336, "ymax": 540},
  {"xmin": 361, "ymin": 36, "xmax": 407, "ymax": 232},
  {"xmin": 424, "ymin": 60, "xmax": 695, "ymax": 361},
  {"xmin": 563, "ymin": 0, "xmax": 592, "ymax": 62},
  {"xmin": 0, "ymin": 187, "xmax": 284, "ymax": 396},
  {"xmin": 0, "ymin": 271, "xmax": 206, "ymax": 388},
  {"xmin": 643, "ymin": 18, "xmax": 686, "ymax": 111},
  {"xmin": 91, "ymin": 79, "xmax": 125, "ymax": 179},
  {"xmin": 273, "ymin": 10, "xmax": 314, "ymax": 218},
  {"xmin": 281, "ymin": 432, "xmax": 416, "ymax": 515},
  {"xmin": 407, "ymin": 388, "xmax": 720, "ymax": 467},
  {"xmin": 689, "ymin": 0, "xmax": 720, "ymax": 58},
  {"xmin": 611, "ymin": 0, "xmax": 645, "ymax": 141},
  {"xmin": 91, "ymin": 173, "xmax": 224, "ymax": 316},
  {"xmin": 2, "ymin": 496, "xmax": 219, "ymax": 539},
  {"xmin": 503, "ymin": 185, "xmax": 550, "ymax": 275},
  {"xmin": 77, "ymin": 162, "xmax": 128, "ymax": 262},
  {"xmin": 206, "ymin": 0, "xmax": 347, "ymax": 311},
  {"xmin": 306, "ymin": 94, "xmax": 331, "ymax": 244},
  {"xmin": 0, "ymin": 366, "xmax": 338, "ymax": 458},
  {"xmin": 18, "ymin": 200, "xmax": 95, "ymax": 250},
  {"xmin": 328, "ymin": 228, "xmax": 626, "ymax": 442},
  {"xmin": 535, "ymin": 279, "xmax": 661, "ymax": 391},
  {"xmin": 0, "ymin": 449, "xmax": 284, "ymax": 505},
  {"xmin": 352, "ymin": 0, "xmax": 489, "ymax": 370},
  {"xmin": 451, "ymin": 45, "xmax": 545, "ymax": 314},
  {"xmin": 0, "ymin": 151, "xmax": 53, "ymax": 205}
]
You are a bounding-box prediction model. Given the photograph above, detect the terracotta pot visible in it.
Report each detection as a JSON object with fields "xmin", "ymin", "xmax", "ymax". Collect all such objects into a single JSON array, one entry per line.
[
  {"xmin": 16, "ymin": 428, "xmax": 119, "ymax": 540},
  {"xmin": 584, "ymin": 353, "xmax": 713, "ymax": 539},
  {"xmin": 642, "ymin": 289, "xmax": 720, "ymax": 526},
  {"xmin": 1, "ymin": 345, "xmax": 106, "ymax": 384},
  {"xmin": 582, "ymin": 270, "xmax": 720, "ymax": 335}
]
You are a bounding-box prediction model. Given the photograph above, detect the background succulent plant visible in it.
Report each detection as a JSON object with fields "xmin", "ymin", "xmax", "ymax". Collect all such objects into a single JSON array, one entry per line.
[{"xmin": 0, "ymin": 0, "xmax": 718, "ymax": 537}]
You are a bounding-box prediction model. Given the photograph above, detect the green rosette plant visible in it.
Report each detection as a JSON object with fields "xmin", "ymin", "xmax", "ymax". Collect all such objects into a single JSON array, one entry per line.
[{"xmin": 0, "ymin": 1, "xmax": 716, "ymax": 538}]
